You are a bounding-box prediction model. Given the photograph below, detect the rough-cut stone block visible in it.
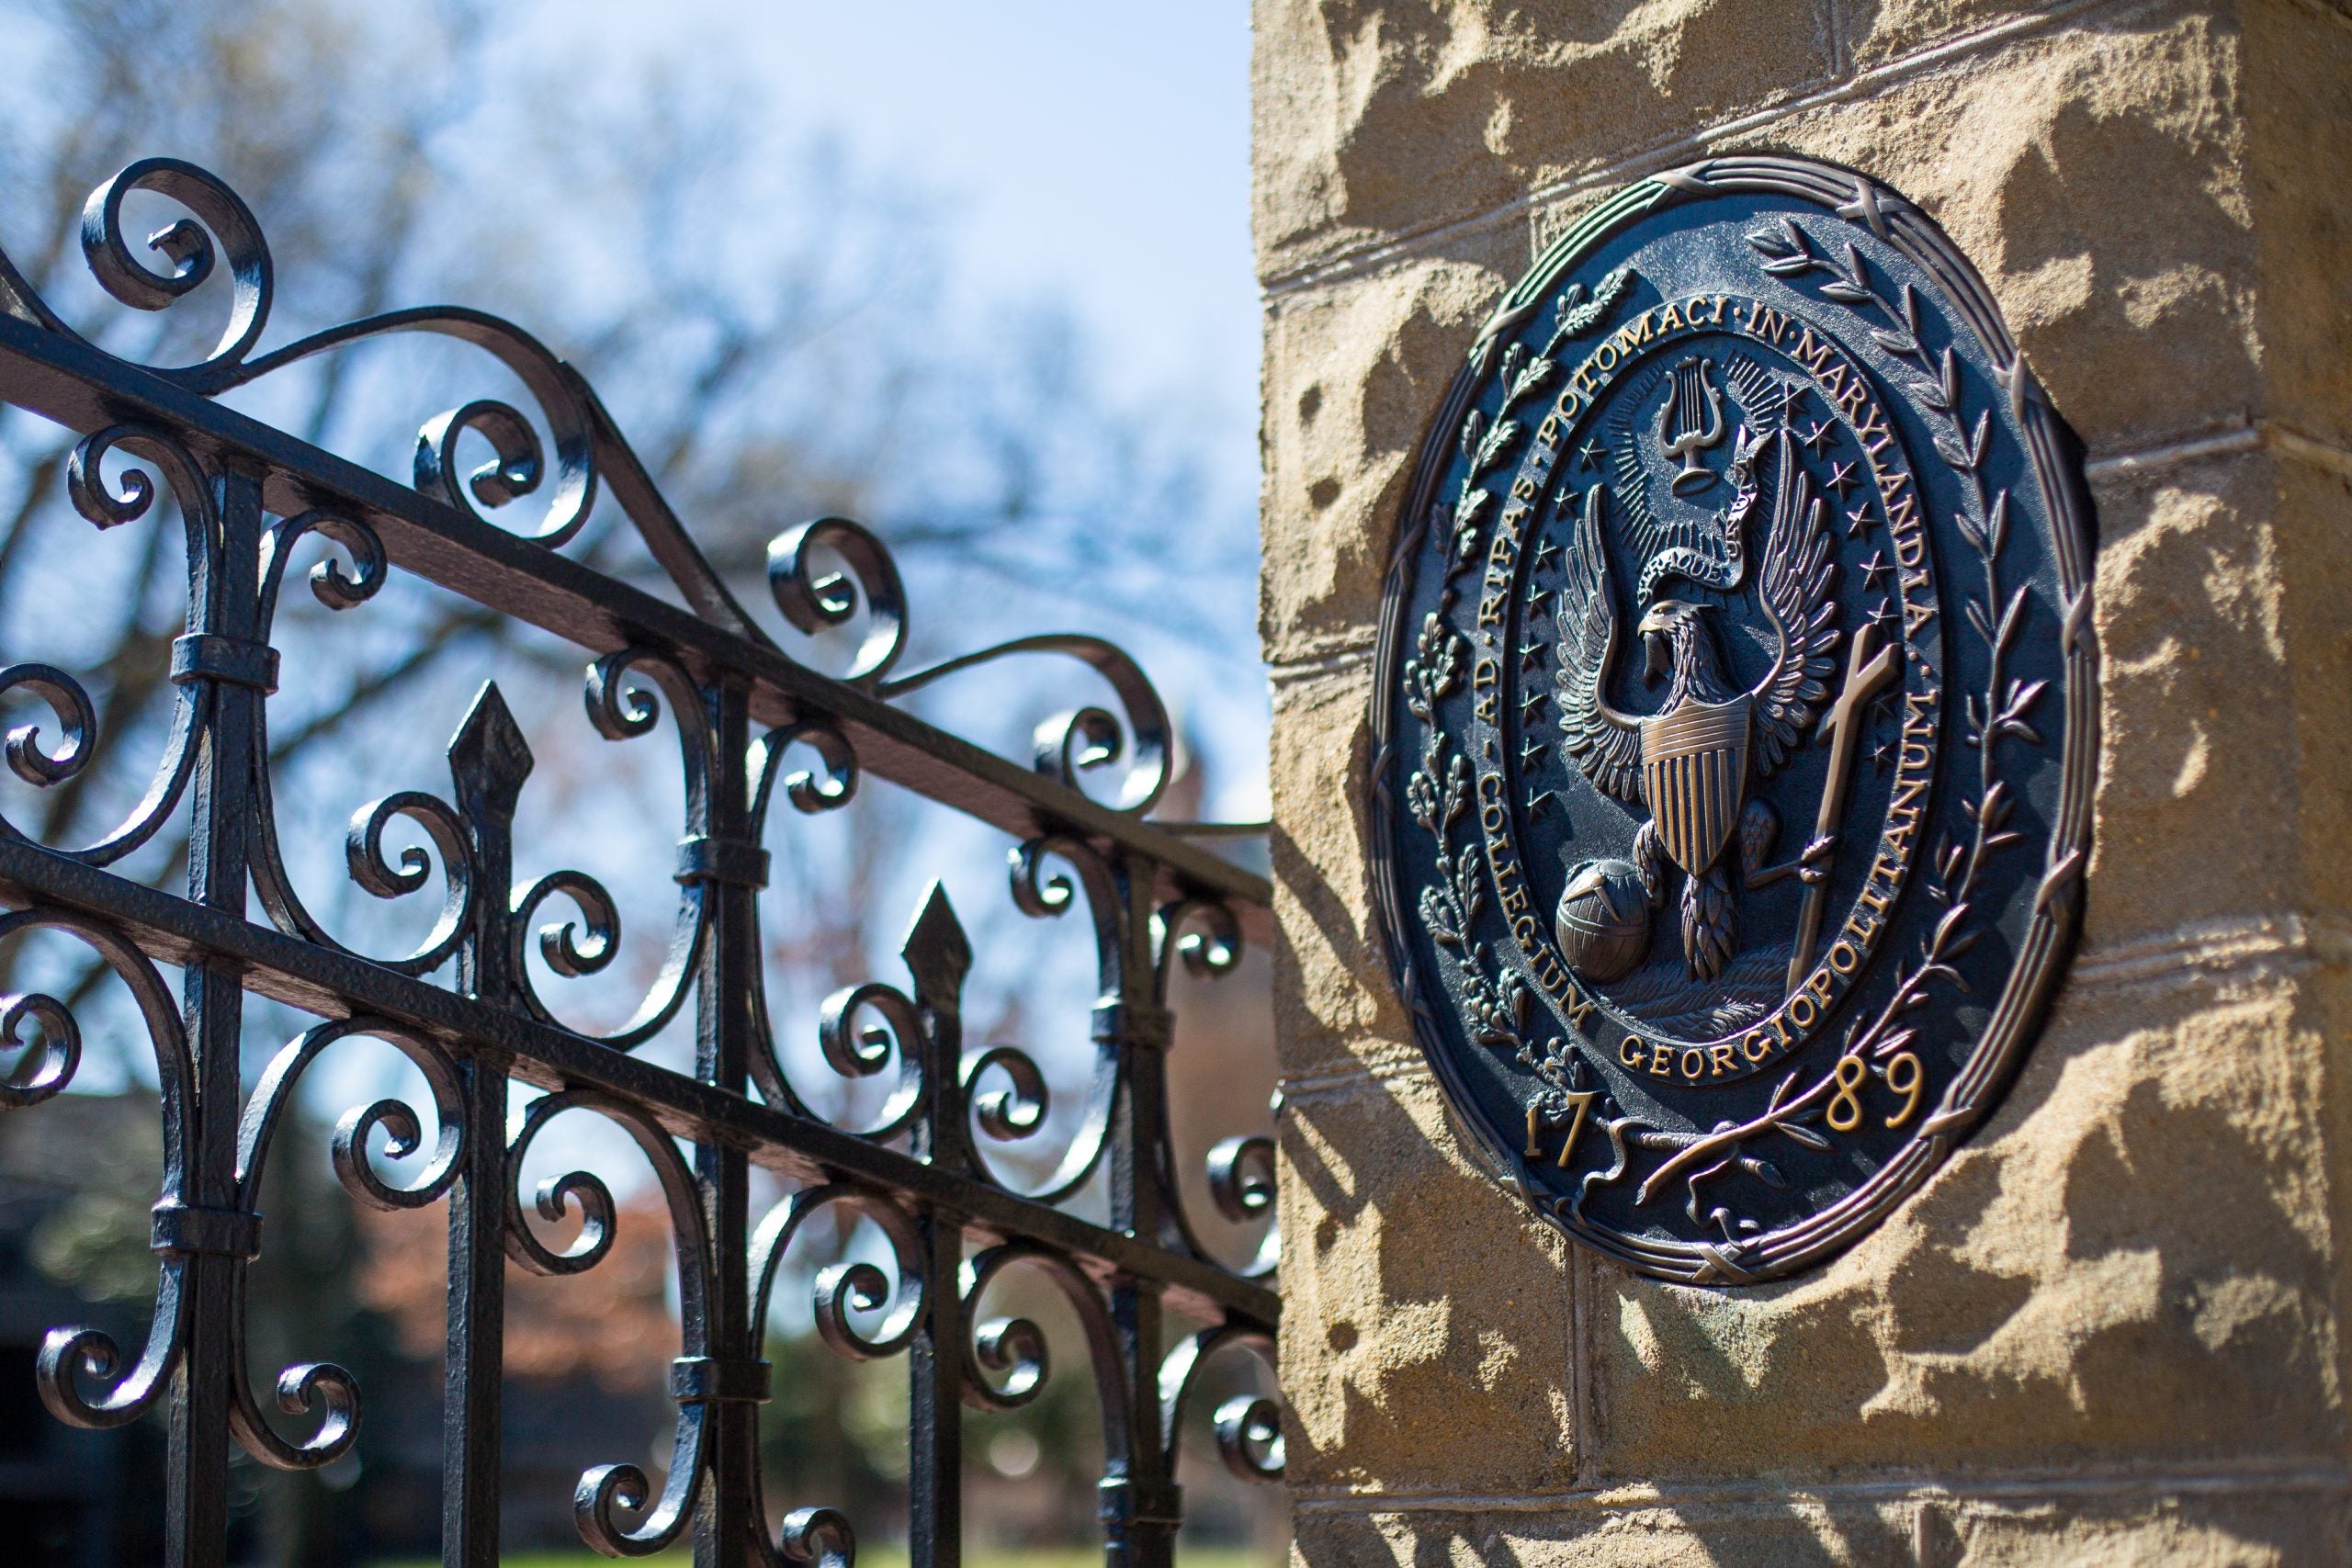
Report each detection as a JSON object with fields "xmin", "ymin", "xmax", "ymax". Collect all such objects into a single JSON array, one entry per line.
[
  {"xmin": 1844, "ymin": 0, "xmax": 2079, "ymax": 73},
  {"xmin": 1532, "ymin": 5, "xmax": 2263, "ymax": 455},
  {"xmin": 1291, "ymin": 1485, "xmax": 2350, "ymax": 1564},
  {"xmin": 2087, "ymin": 445, "xmax": 2312, "ymax": 948},
  {"xmin": 1278, "ymin": 1072, "xmax": 1578, "ymax": 1496},
  {"xmin": 1255, "ymin": 0, "xmax": 2352, "ymax": 1558},
  {"xmin": 1261, "ymin": 244, "xmax": 1516, "ymax": 667},
  {"xmin": 1589, "ymin": 964, "xmax": 2343, "ymax": 1480},
  {"xmin": 1252, "ymin": 0, "xmax": 1838, "ymax": 284},
  {"xmin": 1268, "ymin": 662, "xmax": 1422, "ymax": 1087},
  {"xmin": 2245, "ymin": 1, "xmax": 2352, "ymax": 456}
]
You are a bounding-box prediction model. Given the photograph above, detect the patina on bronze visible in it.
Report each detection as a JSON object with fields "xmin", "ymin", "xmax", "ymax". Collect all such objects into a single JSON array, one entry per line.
[{"xmin": 1371, "ymin": 156, "xmax": 2098, "ymax": 1284}]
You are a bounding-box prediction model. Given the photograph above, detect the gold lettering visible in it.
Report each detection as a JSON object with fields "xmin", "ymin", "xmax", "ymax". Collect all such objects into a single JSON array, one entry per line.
[
  {"xmin": 1533, "ymin": 953, "xmax": 1571, "ymax": 999},
  {"xmin": 1709, "ymin": 1043, "xmax": 1738, "ymax": 1077},
  {"xmin": 1889, "ymin": 773, "xmax": 1929, "ymax": 819},
  {"xmin": 1679, "ymin": 1048, "xmax": 1705, "ymax": 1080},
  {"xmin": 1744, "ymin": 1031, "xmax": 1773, "ymax": 1062},
  {"xmin": 1648, "ymin": 1042, "xmax": 1675, "ymax": 1077},
  {"xmin": 1555, "ymin": 1089, "xmax": 1597, "ymax": 1166},
  {"xmin": 1804, "ymin": 968, "xmax": 1836, "ymax": 1017},
  {"xmin": 1621, "ymin": 1036, "xmax": 1645, "ymax": 1068},
  {"xmin": 1611, "ymin": 313, "xmax": 1654, "ymax": 355},
  {"xmin": 1835, "ymin": 375, "xmax": 1870, "ymax": 422},
  {"xmin": 1828, "ymin": 939, "xmax": 1860, "ymax": 974},
  {"xmin": 1792, "ymin": 325, "xmax": 1838, "ymax": 378}
]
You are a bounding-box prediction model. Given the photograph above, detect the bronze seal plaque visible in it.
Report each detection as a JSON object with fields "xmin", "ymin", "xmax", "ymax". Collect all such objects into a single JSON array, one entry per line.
[{"xmin": 1371, "ymin": 157, "xmax": 2097, "ymax": 1283}]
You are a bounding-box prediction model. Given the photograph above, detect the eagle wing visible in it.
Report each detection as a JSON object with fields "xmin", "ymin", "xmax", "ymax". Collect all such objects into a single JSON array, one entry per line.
[
  {"xmin": 1553, "ymin": 485, "xmax": 1645, "ymax": 804},
  {"xmin": 1749, "ymin": 428, "xmax": 1843, "ymax": 774}
]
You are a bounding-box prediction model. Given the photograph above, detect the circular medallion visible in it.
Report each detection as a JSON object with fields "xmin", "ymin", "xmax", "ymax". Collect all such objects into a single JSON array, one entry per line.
[{"xmin": 1370, "ymin": 156, "xmax": 2098, "ymax": 1283}]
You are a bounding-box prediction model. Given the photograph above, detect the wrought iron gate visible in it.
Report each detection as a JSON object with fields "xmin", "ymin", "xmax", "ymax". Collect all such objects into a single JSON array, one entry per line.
[{"xmin": 0, "ymin": 157, "xmax": 1280, "ymax": 1566}]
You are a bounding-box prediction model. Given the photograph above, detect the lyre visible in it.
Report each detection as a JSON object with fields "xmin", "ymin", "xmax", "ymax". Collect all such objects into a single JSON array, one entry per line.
[{"xmin": 1659, "ymin": 355, "xmax": 1726, "ymax": 494}]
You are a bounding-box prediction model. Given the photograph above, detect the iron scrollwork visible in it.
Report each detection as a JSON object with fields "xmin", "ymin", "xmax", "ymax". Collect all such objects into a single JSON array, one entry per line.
[{"xmin": 0, "ymin": 154, "xmax": 1280, "ymax": 1567}]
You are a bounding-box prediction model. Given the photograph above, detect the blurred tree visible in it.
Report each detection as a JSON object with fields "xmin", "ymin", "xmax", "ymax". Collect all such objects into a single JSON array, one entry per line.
[{"xmin": 0, "ymin": 1, "xmax": 1271, "ymax": 1562}]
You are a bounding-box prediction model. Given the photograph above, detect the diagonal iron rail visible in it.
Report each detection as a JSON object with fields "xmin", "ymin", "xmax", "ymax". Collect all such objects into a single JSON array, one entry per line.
[{"xmin": 0, "ymin": 156, "xmax": 1283, "ymax": 1568}]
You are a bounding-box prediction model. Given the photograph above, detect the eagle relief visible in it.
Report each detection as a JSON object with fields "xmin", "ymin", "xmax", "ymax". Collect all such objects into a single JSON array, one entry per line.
[{"xmin": 1372, "ymin": 157, "xmax": 2098, "ymax": 1284}]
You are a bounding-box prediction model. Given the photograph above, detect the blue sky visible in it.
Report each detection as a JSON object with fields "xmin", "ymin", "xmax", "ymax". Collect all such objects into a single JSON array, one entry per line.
[
  {"xmin": 585, "ymin": 0, "xmax": 1261, "ymax": 501},
  {"xmin": 540, "ymin": 1, "xmax": 1272, "ymax": 822}
]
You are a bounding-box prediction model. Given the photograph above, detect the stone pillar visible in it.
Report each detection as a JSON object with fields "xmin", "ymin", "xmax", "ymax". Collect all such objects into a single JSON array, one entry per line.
[{"xmin": 1255, "ymin": 2, "xmax": 2352, "ymax": 1561}]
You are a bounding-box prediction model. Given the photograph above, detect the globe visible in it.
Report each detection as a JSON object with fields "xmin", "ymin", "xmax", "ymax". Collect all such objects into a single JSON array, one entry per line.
[{"xmin": 1554, "ymin": 858, "xmax": 1651, "ymax": 982}]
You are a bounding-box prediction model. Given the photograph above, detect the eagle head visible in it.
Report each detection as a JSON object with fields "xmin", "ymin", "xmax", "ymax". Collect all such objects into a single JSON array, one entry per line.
[{"xmin": 1636, "ymin": 597, "xmax": 1732, "ymax": 705}]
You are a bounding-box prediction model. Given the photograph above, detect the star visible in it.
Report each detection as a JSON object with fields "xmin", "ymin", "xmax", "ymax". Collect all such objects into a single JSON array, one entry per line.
[
  {"xmin": 1871, "ymin": 735, "xmax": 1898, "ymax": 773},
  {"xmin": 1531, "ymin": 536, "xmax": 1562, "ymax": 574},
  {"xmin": 1524, "ymin": 588, "xmax": 1555, "ymax": 619},
  {"xmin": 1798, "ymin": 420, "xmax": 1836, "ymax": 456},
  {"xmin": 1520, "ymin": 639, "xmax": 1548, "ymax": 672},
  {"xmin": 1520, "ymin": 736, "xmax": 1548, "ymax": 769},
  {"xmin": 1866, "ymin": 598, "xmax": 1900, "ymax": 637},
  {"xmin": 1860, "ymin": 549, "xmax": 1893, "ymax": 591},
  {"xmin": 1783, "ymin": 386, "xmax": 1811, "ymax": 418},
  {"xmin": 1521, "ymin": 688, "xmax": 1548, "ymax": 721},
  {"xmin": 1528, "ymin": 788, "xmax": 1559, "ymax": 818},
  {"xmin": 1577, "ymin": 438, "xmax": 1605, "ymax": 471},
  {"xmin": 1843, "ymin": 503, "xmax": 1873, "ymax": 538},
  {"xmin": 1826, "ymin": 460, "xmax": 1860, "ymax": 499}
]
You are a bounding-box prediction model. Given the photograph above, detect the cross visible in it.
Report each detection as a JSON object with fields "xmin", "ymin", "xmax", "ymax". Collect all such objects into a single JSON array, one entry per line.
[{"xmin": 1785, "ymin": 618, "xmax": 1901, "ymax": 993}]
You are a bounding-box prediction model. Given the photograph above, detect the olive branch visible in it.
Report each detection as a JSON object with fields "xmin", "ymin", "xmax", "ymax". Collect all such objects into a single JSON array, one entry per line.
[
  {"xmin": 1442, "ymin": 265, "xmax": 1635, "ymax": 577},
  {"xmin": 1403, "ymin": 599, "xmax": 1528, "ymax": 1052}
]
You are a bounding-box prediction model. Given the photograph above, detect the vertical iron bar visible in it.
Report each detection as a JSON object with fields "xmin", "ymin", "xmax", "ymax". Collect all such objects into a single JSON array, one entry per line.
[
  {"xmin": 695, "ymin": 679, "xmax": 757, "ymax": 1567},
  {"xmin": 905, "ymin": 888, "xmax": 973, "ymax": 1568},
  {"xmin": 442, "ymin": 1050, "xmax": 509, "ymax": 1568},
  {"xmin": 908, "ymin": 1206, "xmax": 964, "ymax": 1568},
  {"xmin": 444, "ymin": 686, "xmax": 533, "ymax": 1568},
  {"xmin": 168, "ymin": 467, "xmax": 266, "ymax": 1568},
  {"xmin": 1101, "ymin": 852, "xmax": 1179, "ymax": 1568}
]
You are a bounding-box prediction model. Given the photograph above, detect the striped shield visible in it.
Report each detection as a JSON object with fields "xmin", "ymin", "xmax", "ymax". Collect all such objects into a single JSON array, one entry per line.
[{"xmin": 1639, "ymin": 695, "xmax": 1752, "ymax": 876}]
